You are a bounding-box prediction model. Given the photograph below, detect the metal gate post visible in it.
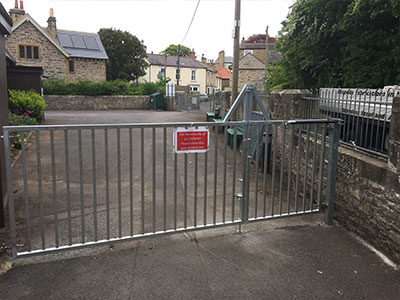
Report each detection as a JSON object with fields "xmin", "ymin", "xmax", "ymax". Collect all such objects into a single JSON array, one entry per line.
[
  {"xmin": 240, "ymin": 86, "xmax": 252, "ymax": 223},
  {"xmin": 3, "ymin": 129, "xmax": 17, "ymax": 257},
  {"xmin": 325, "ymin": 121, "xmax": 341, "ymax": 225}
]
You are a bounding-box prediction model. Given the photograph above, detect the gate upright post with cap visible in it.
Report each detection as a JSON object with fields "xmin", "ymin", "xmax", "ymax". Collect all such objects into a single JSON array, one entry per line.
[{"xmin": 325, "ymin": 121, "xmax": 341, "ymax": 225}]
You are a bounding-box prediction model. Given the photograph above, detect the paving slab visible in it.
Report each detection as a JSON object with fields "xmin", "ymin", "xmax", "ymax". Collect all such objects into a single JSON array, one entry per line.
[{"xmin": 0, "ymin": 216, "xmax": 399, "ymax": 300}]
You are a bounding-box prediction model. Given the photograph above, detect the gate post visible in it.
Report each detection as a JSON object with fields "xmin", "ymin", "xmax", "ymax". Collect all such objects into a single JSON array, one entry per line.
[
  {"xmin": 240, "ymin": 86, "xmax": 253, "ymax": 223},
  {"xmin": 325, "ymin": 121, "xmax": 341, "ymax": 225}
]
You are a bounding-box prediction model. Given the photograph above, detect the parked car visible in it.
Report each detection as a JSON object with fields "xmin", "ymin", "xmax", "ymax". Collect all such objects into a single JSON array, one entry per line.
[{"xmin": 199, "ymin": 93, "xmax": 209, "ymax": 102}]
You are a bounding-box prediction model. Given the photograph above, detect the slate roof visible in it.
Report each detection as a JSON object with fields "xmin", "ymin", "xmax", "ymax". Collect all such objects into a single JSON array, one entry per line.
[
  {"xmin": 225, "ymin": 56, "xmax": 233, "ymax": 63},
  {"xmin": 5, "ymin": 48, "xmax": 15, "ymax": 64},
  {"xmin": 12, "ymin": 14, "xmax": 108, "ymax": 60},
  {"xmin": 57, "ymin": 30, "xmax": 108, "ymax": 60},
  {"xmin": 147, "ymin": 54, "xmax": 206, "ymax": 69}
]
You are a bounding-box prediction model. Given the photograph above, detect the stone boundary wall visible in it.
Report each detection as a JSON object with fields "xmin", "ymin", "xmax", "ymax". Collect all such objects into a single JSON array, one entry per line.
[
  {"xmin": 269, "ymin": 90, "xmax": 400, "ymax": 264},
  {"xmin": 44, "ymin": 95, "xmax": 150, "ymax": 111}
]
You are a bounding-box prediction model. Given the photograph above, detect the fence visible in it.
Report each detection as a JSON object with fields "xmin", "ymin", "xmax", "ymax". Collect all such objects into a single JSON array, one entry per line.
[
  {"xmin": 3, "ymin": 85, "xmax": 341, "ymax": 258},
  {"xmin": 302, "ymin": 88, "xmax": 400, "ymax": 157}
]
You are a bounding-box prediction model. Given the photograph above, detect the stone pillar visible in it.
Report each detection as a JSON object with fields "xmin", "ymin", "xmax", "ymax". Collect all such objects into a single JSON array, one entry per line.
[
  {"xmin": 270, "ymin": 90, "xmax": 305, "ymax": 120},
  {"xmin": 388, "ymin": 95, "xmax": 400, "ymax": 174}
]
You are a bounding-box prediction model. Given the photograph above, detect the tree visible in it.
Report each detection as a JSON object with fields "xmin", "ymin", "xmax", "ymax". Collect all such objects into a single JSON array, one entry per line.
[
  {"xmin": 269, "ymin": 0, "xmax": 400, "ymax": 89},
  {"xmin": 98, "ymin": 28, "xmax": 148, "ymax": 81},
  {"xmin": 161, "ymin": 44, "xmax": 191, "ymax": 57}
]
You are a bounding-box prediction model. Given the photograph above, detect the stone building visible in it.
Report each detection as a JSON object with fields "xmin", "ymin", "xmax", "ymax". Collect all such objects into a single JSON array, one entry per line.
[
  {"xmin": 5, "ymin": 2, "xmax": 108, "ymax": 81},
  {"xmin": 237, "ymin": 53, "xmax": 265, "ymax": 91},
  {"xmin": 236, "ymin": 28, "xmax": 282, "ymax": 91}
]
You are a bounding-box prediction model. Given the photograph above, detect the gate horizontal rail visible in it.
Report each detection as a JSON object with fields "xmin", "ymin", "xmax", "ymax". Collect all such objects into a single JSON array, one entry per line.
[{"xmin": 3, "ymin": 97, "xmax": 341, "ymax": 258}]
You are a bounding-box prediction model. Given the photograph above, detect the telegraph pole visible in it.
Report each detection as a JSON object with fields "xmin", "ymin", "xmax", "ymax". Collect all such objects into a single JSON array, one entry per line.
[
  {"xmin": 232, "ymin": 0, "xmax": 241, "ymax": 103},
  {"xmin": 176, "ymin": 44, "xmax": 181, "ymax": 86}
]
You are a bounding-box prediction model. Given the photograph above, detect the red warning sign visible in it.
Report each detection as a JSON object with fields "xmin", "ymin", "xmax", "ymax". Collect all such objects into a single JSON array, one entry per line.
[{"xmin": 174, "ymin": 127, "xmax": 209, "ymax": 153}]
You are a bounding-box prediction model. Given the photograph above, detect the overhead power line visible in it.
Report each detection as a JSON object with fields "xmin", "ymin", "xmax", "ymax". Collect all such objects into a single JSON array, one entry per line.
[{"xmin": 181, "ymin": 0, "xmax": 201, "ymax": 44}]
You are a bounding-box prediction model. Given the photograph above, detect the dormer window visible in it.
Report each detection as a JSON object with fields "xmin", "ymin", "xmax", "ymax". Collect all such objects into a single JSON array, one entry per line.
[{"xmin": 19, "ymin": 45, "xmax": 39, "ymax": 60}]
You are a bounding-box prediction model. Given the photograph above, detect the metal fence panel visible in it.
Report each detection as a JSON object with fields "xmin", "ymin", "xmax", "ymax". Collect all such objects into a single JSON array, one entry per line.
[{"xmin": 3, "ymin": 85, "xmax": 341, "ymax": 258}]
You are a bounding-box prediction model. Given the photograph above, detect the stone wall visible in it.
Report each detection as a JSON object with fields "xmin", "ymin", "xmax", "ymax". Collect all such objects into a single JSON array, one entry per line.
[
  {"xmin": 44, "ymin": 95, "xmax": 150, "ymax": 111},
  {"xmin": 66, "ymin": 58, "xmax": 106, "ymax": 82},
  {"xmin": 5, "ymin": 21, "xmax": 106, "ymax": 82},
  {"xmin": 270, "ymin": 90, "xmax": 400, "ymax": 264}
]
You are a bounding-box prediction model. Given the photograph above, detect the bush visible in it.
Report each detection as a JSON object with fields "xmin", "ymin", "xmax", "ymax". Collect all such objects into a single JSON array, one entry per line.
[
  {"xmin": 8, "ymin": 89, "xmax": 46, "ymax": 120},
  {"xmin": 43, "ymin": 79, "xmax": 170, "ymax": 96},
  {"xmin": 8, "ymin": 111, "xmax": 37, "ymax": 126}
]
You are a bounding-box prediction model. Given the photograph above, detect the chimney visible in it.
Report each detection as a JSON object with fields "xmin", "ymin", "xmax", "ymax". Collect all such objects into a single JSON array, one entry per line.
[
  {"xmin": 188, "ymin": 49, "xmax": 196, "ymax": 60},
  {"xmin": 201, "ymin": 54, "xmax": 206, "ymax": 64},
  {"xmin": 9, "ymin": 0, "xmax": 26, "ymax": 23},
  {"xmin": 141, "ymin": 40, "xmax": 147, "ymax": 52},
  {"xmin": 47, "ymin": 8, "xmax": 57, "ymax": 40},
  {"xmin": 218, "ymin": 50, "xmax": 225, "ymax": 67}
]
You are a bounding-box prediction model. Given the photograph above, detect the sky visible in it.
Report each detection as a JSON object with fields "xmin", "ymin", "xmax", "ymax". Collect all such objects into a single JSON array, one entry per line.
[{"xmin": 3, "ymin": 0, "xmax": 295, "ymax": 59}]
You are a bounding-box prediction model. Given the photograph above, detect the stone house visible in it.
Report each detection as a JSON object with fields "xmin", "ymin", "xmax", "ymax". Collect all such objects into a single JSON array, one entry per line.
[
  {"xmin": 236, "ymin": 29, "xmax": 282, "ymax": 91},
  {"xmin": 141, "ymin": 52, "xmax": 208, "ymax": 94},
  {"xmin": 237, "ymin": 53, "xmax": 266, "ymax": 91},
  {"xmin": 5, "ymin": 2, "xmax": 108, "ymax": 82}
]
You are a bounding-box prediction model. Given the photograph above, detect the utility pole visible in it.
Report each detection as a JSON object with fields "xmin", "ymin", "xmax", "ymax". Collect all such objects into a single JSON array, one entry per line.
[
  {"xmin": 176, "ymin": 44, "xmax": 181, "ymax": 86},
  {"xmin": 232, "ymin": 0, "xmax": 241, "ymax": 103}
]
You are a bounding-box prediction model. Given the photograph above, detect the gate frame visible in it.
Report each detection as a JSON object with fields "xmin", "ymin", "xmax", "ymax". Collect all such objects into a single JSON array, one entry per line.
[{"xmin": 3, "ymin": 85, "xmax": 342, "ymax": 258}]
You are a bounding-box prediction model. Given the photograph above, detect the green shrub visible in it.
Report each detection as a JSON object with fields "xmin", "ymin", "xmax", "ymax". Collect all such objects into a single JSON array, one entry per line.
[
  {"xmin": 8, "ymin": 90, "xmax": 46, "ymax": 120},
  {"xmin": 43, "ymin": 79, "xmax": 170, "ymax": 96},
  {"xmin": 43, "ymin": 79, "xmax": 73, "ymax": 95},
  {"xmin": 8, "ymin": 111, "xmax": 37, "ymax": 126}
]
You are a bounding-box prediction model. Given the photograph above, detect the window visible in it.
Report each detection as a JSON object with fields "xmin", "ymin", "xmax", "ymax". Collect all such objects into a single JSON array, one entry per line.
[
  {"xmin": 69, "ymin": 60, "xmax": 75, "ymax": 73},
  {"xmin": 191, "ymin": 70, "xmax": 196, "ymax": 81},
  {"xmin": 26, "ymin": 46, "xmax": 32, "ymax": 59},
  {"xmin": 160, "ymin": 68, "xmax": 166, "ymax": 79},
  {"xmin": 19, "ymin": 45, "xmax": 25, "ymax": 58},
  {"xmin": 190, "ymin": 86, "xmax": 199, "ymax": 92},
  {"xmin": 18, "ymin": 45, "xmax": 39, "ymax": 60},
  {"xmin": 244, "ymin": 49, "xmax": 253, "ymax": 55}
]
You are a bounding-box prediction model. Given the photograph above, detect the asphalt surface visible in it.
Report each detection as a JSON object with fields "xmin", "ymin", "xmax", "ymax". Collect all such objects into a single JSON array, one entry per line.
[{"xmin": 0, "ymin": 110, "xmax": 399, "ymax": 299}]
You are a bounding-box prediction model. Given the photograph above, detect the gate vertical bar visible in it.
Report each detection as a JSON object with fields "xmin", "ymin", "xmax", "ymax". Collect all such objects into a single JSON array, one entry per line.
[
  {"xmin": 325, "ymin": 122, "xmax": 341, "ymax": 225},
  {"xmin": 3, "ymin": 130, "xmax": 17, "ymax": 257},
  {"xmin": 240, "ymin": 87, "xmax": 251, "ymax": 223},
  {"xmin": 21, "ymin": 131, "xmax": 31, "ymax": 251}
]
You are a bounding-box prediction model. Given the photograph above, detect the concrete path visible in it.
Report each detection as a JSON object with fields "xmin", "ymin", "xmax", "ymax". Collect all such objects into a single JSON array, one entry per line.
[{"xmin": 1, "ymin": 215, "xmax": 399, "ymax": 300}]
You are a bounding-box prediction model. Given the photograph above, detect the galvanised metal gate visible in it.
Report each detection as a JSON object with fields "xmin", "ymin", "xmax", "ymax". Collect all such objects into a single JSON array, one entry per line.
[{"xmin": 2, "ymin": 85, "xmax": 341, "ymax": 258}]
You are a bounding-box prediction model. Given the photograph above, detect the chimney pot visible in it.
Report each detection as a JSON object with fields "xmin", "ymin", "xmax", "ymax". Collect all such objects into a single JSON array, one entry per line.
[
  {"xmin": 19, "ymin": 0, "xmax": 24, "ymax": 10},
  {"xmin": 14, "ymin": 0, "xmax": 18, "ymax": 9}
]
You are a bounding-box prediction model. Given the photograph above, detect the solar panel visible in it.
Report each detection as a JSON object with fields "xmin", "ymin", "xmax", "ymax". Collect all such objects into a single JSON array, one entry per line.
[
  {"xmin": 83, "ymin": 36, "xmax": 99, "ymax": 50},
  {"xmin": 58, "ymin": 33, "xmax": 73, "ymax": 47},
  {"xmin": 71, "ymin": 35, "xmax": 86, "ymax": 49}
]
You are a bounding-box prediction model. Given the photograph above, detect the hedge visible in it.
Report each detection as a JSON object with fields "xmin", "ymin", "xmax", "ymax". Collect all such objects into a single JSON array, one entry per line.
[{"xmin": 43, "ymin": 79, "xmax": 169, "ymax": 96}]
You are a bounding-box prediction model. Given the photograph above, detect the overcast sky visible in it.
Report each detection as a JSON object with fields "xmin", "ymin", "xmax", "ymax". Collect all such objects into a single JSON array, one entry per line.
[{"xmin": 3, "ymin": 0, "xmax": 294, "ymax": 59}]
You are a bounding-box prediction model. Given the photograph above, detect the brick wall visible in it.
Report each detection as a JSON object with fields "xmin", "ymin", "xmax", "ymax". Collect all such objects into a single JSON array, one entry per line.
[
  {"xmin": 5, "ymin": 21, "xmax": 106, "ymax": 81},
  {"xmin": 44, "ymin": 95, "xmax": 150, "ymax": 110}
]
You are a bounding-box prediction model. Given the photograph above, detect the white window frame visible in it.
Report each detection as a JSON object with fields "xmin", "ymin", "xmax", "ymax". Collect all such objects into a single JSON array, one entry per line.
[
  {"xmin": 191, "ymin": 70, "xmax": 196, "ymax": 81},
  {"xmin": 244, "ymin": 49, "xmax": 253, "ymax": 55}
]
